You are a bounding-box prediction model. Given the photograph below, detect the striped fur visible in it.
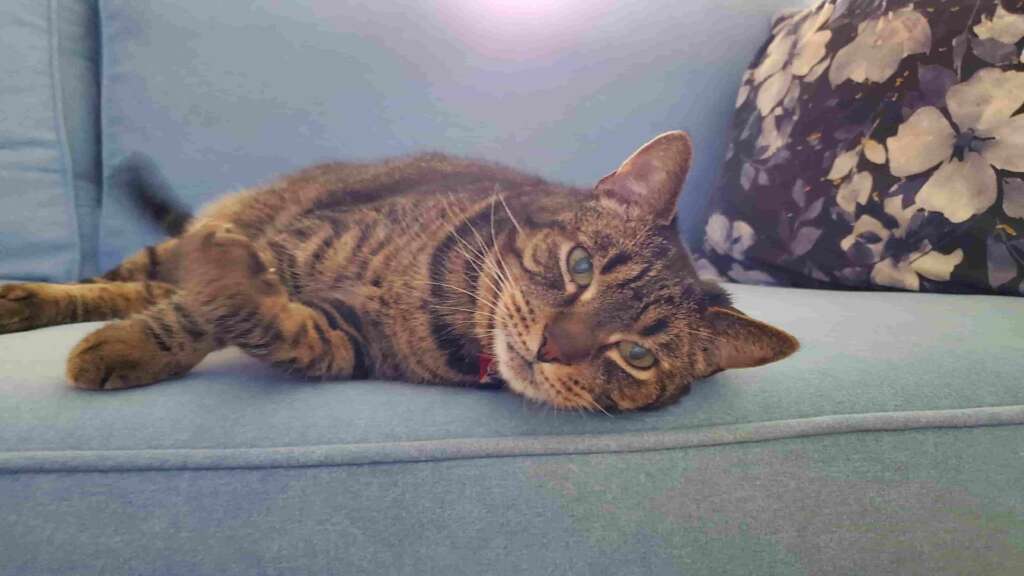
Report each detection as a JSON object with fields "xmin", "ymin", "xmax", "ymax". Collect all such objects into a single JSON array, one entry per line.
[{"xmin": 0, "ymin": 132, "xmax": 798, "ymax": 411}]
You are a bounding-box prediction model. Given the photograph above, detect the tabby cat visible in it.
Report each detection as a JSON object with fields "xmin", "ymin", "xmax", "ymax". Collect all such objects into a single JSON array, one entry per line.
[{"xmin": 0, "ymin": 132, "xmax": 797, "ymax": 411}]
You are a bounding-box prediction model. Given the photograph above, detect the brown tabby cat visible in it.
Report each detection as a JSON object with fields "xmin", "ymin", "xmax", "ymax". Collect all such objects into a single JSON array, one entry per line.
[{"xmin": 0, "ymin": 132, "xmax": 797, "ymax": 411}]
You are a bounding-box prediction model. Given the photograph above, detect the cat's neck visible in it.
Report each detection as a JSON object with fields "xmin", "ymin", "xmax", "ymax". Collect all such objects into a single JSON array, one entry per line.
[{"xmin": 422, "ymin": 196, "xmax": 517, "ymax": 381}]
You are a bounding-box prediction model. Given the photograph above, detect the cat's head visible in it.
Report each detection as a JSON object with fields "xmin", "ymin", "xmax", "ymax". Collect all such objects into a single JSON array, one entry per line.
[{"xmin": 492, "ymin": 131, "xmax": 797, "ymax": 411}]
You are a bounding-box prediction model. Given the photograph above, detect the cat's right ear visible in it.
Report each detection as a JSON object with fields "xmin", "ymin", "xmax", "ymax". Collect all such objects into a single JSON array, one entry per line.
[
  {"xmin": 594, "ymin": 131, "xmax": 693, "ymax": 226},
  {"xmin": 703, "ymin": 306, "xmax": 799, "ymax": 372}
]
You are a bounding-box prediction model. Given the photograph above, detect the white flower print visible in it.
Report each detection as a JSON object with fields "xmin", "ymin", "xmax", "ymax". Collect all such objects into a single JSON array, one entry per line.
[
  {"xmin": 751, "ymin": 3, "xmax": 833, "ymax": 116},
  {"xmin": 829, "ymin": 8, "xmax": 931, "ymax": 87},
  {"xmin": 840, "ymin": 213, "xmax": 890, "ymax": 264},
  {"xmin": 827, "ymin": 146, "xmax": 862, "ymax": 180},
  {"xmin": 863, "ymin": 140, "xmax": 887, "ymax": 164},
  {"xmin": 886, "ymin": 68, "xmax": 1024, "ymax": 223},
  {"xmin": 727, "ymin": 264, "xmax": 776, "ymax": 285},
  {"xmin": 973, "ymin": 4, "xmax": 1024, "ymax": 44},
  {"xmin": 835, "ymin": 171, "xmax": 872, "ymax": 217},
  {"xmin": 735, "ymin": 70, "xmax": 754, "ymax": 109},
  {"xmin": 1004, "ymin": 178, "xmax": 1024, "ymax": 219},
  {"xmin": 841, "ymin": 196, "xmax": 963, "ymax": 291},
  {"xmin": 870, "ymin": 249, "xmax": 964, "ymax": 291},
  {"xmin": 756, "ymin": 107, "xmax": 797, "ymax": 160},
  {"xmin": 693, "ymin": 258, "xmax": 725, "ymax": 282},
  {"xmin": 705, "ymin": 213, "xmax": 755, "ymax": 260}
]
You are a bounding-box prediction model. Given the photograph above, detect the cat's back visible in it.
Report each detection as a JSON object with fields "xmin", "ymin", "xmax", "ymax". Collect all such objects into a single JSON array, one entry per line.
[{"xmin": 201, "ymin": 152, "xmax": 554, "ymax": 233}]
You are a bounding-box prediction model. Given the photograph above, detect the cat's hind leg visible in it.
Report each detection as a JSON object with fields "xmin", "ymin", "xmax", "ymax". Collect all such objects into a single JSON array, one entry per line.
[
  {"xmin": 0, "ymin": 281, "xmax": 175, "ymax": 334},
  {"xmin": 0, "ymin": 238, "xmax": 183, "ymax": 334}
]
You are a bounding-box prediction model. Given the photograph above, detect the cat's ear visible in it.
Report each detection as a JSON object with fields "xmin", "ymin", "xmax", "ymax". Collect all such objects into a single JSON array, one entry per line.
[
  {"xmin": 594, "ymin": 131, "xmax": 693, "ymax": 226},
  {"xmin": 704, "ymin": 306, "xmax": 799, "ymax": 371}
]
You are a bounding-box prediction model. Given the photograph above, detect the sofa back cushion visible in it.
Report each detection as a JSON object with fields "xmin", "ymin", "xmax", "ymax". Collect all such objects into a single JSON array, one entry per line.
[
  {"xmin": 0, "ymin": 0, "xmax": 100, "ymax": 281},
  {"xmin": 98, "ymin": 0, "xmax": 803, "ymax": 270}
]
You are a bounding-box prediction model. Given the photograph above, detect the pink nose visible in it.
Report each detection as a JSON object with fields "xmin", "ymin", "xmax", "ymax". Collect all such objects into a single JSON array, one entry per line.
[
  {"xmin": 536, "ymin": 333, "xmax": 562, "ymax": 364},
  {"xmin": 536, "ymin": 317, "xmax": 597, "ymax": 365}
]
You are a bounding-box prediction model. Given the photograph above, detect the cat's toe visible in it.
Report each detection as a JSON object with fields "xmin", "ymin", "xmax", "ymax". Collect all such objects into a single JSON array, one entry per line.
[
  {"xmin": 67, "ymin": 321, "xmax": 168, "ymax": 390},
  {"xmin": 0, "ymin": 284, "xmax": 50, "ymax": 333}
]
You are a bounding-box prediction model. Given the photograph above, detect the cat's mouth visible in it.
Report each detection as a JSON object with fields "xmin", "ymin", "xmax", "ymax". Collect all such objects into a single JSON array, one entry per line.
[{"xmin": 491, "ymin": 325, "xmax": 549, "ymax": 404}]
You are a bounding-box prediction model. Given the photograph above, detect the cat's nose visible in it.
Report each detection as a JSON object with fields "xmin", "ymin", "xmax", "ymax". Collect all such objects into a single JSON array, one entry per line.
[
  {"xmin": 536, "ymin": 332, "xmax": 562, "ymax": 364},
  {"xmin": 536, "ymin": 320, "xmax": 593, "ymax": 364}
]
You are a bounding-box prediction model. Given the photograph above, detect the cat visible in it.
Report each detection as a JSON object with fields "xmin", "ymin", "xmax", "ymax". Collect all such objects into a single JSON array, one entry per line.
[{"xmin": 0, "ymin": 131, "xmax": 797, "ymax": 411}]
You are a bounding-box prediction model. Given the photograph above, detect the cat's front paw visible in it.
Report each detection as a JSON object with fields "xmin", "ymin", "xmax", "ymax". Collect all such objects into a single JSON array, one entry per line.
[
  {"xmin": 0, "ymin": 283, "xmax": 59, "ymax": 334},
  {"xmin": 67, "ymin": 320, "xmax": 181, "ymax": 390}
]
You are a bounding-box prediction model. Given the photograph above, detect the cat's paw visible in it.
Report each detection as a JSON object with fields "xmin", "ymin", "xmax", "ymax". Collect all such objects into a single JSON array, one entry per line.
[
  {"xmin": 67, "ymin": 320, "xmax": 181, "ymax": 390},
  {"xmin": 181, "ymin": 223, "xmax": 285, "ymax": 302},
  {"xmin": 0, "ymin": 283, "xmax": 59, "ymax": 334}
]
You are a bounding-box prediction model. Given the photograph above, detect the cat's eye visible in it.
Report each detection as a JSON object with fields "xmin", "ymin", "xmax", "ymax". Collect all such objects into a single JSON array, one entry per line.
[
  {"xmin": 617, "ymin": 341, "xmax": 656, "ymax": 369},
  {"xmin": 567, "ymin": 246, "xmax": 594, "ymax": 288}
]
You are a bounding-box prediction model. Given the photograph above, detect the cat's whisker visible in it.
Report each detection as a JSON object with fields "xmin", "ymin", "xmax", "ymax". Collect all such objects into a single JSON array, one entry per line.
[
  {"xmin": 487, "ymin": 198, "xmax": 521, "ymax": 299},
  {"xmin": 438, "ymin": 199, "xmax": 510, "ymax": 297},
  {"xmin": 462, "ymin": 202, "xmax": 514, "ymax": 288},
  {"xmin": 456, "ymin": 210, "xmax": 512, "ymax": 293},
  {"xmin": 452, "ymin": 244, "xmax": 508, "ymax": 298},
  {"xmin": 497, "ymin": 193, "xmax": 524, "ymax": 236},
  {"xmin": 429, "ymin": 305, "xmax": 500, "ymax": 320},
  {"xmin": 559, "ymin": 377, "xmax": 611, "ymax": 417},
  {"xmin": 413, "ymin": 280, "xmax": 502, "ymax": 313}
]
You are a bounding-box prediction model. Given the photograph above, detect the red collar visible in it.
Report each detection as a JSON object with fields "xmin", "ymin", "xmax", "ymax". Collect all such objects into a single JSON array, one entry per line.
[{"xmin": 478, "ymin": 353, "xmax": 498, "ymax": 384}]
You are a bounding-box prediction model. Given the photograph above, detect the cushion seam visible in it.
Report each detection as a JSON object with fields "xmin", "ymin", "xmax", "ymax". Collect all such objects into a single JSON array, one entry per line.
[
  {"xmin": 48, "ymin": 0, "xmax": 84, "ymax": 281},
  {"xmin": 1, "ymin": 405, "xmax": 1022, "ymax": 474}
]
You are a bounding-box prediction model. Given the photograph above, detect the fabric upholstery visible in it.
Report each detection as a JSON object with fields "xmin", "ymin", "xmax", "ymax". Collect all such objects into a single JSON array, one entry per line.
[
  {"xmin": 696, "ymin": 0, "xmax": 1024, "ymax": 295},
  {"xmin": 3, "ymin": 428, "xmax": 1022, "ymax": 576},
  {"xmin": 0, "ymin": 1, "xmax": 100, "ymax": 282},
  {"xmin": 1, "ymin": 283, "xmax": 1022, "ymax": 574},
  {"xmin": 2, "ymin": 283, "xmax": 1022, "ymax": 454},
  {"xmin": 97, "ymin": 0, "xmax": 806, "ymax": 271}
]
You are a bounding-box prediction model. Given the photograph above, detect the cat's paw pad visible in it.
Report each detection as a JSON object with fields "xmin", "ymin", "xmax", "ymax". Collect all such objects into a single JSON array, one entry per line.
[
  {"xmin": 66, "ymin": 320, "xmax": 174, "ymax": 390},
  {"xmin": 0, "ymin": 283, "xmax": 55, "ymax": 334}
]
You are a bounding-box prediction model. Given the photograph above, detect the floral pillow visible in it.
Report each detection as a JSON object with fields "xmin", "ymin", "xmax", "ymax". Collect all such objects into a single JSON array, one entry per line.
[{"xmin": 696, "ymin": 0, "xmax": 1024, "ymax": 295}]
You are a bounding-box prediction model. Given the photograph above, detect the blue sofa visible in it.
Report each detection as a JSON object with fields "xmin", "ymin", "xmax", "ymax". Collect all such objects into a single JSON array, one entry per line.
[{"xmin": 2, "ymin": 2, "xmax": 1023, "ymax": 574}]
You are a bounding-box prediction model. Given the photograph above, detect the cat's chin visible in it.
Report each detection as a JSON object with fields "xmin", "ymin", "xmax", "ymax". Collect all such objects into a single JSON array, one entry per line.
[{"xmin": 492, "ymin": 328, "xmax": 548, "ymax": 404}]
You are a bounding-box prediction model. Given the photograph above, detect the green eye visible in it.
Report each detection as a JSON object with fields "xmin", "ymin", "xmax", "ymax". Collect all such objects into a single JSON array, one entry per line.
[
  {"xmin": 617, "ymin": 341, "xmax": 656, "ymax": 369},
  {"xmin": 567, "ymin": 246, "xmax": 593, "ymax": 287}
]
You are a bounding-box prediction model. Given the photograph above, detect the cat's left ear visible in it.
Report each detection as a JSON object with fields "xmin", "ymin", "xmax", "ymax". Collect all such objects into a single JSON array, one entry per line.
[
  {"xmin": 703, "ymin": 306, "xmax": 799, "ymax": 372},
  {"xmin": 595, "ymin": 131, "xmax": 693, "ymax": 226}
]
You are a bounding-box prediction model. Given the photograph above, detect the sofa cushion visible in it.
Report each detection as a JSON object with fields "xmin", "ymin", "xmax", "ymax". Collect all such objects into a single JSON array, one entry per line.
[
  {"xmin": 2, "ymin": 283, "xmax": 1021, "ymax": 458},
  {"xmin": 2, "ymin": 283, "xmax": 1023, "ymax": 574},
  {"xmin": 0, "ymin": 1, "xmax": 100, "ymax": 281},
  {"xmin": 3, "ymin": 282, "xmax": 1022, "ymax": 573},
  {"xmin": 695, "ymin": 0, "xmax": 1024, "ymax": 295},
  {"xmin": 3, "ymin": 426, "xmax": 1022, "ymax": 575},
  {"xmin": 97, "ymin": 0, "xmax": 804, "ymax": 271}
]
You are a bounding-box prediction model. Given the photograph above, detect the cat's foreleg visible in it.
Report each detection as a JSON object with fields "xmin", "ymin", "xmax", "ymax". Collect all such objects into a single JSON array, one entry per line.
[
  {"xmin": 64, "ymin": 222, "xmax": 259, "ymax": 389},
  {"xmin": 66, "ymin": 223, "xmax": 366, "ymax": 388},
  {"xmin": 66, "ymin": 296, "xmax": 217, "ymax": 390}
]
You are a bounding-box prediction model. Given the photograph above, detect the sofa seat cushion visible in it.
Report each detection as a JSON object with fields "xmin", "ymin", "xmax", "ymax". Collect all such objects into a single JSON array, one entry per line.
[{"xmin": 1, "ymin": 283, "xmax": 1021, "ymax": 466}]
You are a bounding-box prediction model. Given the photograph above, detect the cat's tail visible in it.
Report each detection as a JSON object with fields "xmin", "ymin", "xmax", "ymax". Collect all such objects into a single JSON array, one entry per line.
[{"xmin": 110, "ymin": 153, "xmax": 194, "ymax": 237}]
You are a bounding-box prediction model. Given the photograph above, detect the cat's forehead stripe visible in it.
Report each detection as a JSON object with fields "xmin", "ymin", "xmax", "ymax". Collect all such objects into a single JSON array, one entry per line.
[
  {"xmin": 600, "ymin": 252, "xmax": 631, "ymax": 274},
  {"xmin": 639, "ymin": 318, "xmax": 670, "ymax": 337}
]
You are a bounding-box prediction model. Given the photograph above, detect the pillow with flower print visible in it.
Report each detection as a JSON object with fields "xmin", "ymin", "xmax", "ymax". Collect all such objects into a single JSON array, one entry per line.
[{"xmin": 695, "ymin": 0, "xmax": 1024, "ymax": 295}]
